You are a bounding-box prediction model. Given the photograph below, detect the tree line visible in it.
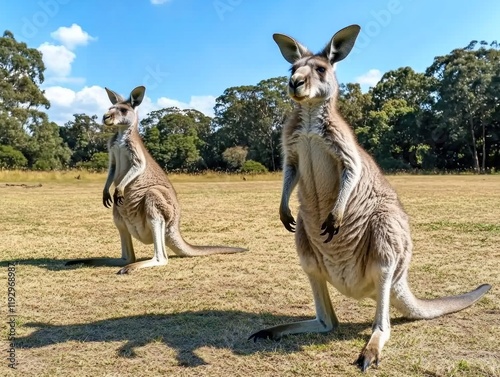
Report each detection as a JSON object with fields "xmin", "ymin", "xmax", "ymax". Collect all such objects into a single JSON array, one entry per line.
[{"xmin": 1, "ymin": 30, "xmax": 499, "ymax": 173}]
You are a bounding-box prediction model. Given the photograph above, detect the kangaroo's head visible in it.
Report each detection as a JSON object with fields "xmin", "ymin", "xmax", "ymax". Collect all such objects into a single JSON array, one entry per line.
[
  {"xmin": 103, "ymin": 86, "xmax": 146, "ymax": 129},
  {"xmin": 273, "ymin": 25, "xmax": 360, "ymax": 104}
]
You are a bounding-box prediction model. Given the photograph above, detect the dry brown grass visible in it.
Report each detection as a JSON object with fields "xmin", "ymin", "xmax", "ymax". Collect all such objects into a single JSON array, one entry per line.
[{"xmin": 0, "ymin": 174, "xmax": 499, "ymax": 376}]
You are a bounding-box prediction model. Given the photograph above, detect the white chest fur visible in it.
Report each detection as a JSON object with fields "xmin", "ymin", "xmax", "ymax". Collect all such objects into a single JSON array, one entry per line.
[
  {"xmin": 296, "ymin": 105, "xmax": 324, "ymax": 137},
  {"xmin": 112, "ymin": 131, "xmax": 129, "ymax": 150},
  {"xmin": 110, "ymin": 131, "xmax": 133, "ymax": 180}
]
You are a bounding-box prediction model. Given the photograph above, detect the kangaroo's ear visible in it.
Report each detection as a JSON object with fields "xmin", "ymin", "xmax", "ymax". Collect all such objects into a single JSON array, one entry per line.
[
  {"xmin": 129, "ymin": 86, "xmax": 146, "ymax": 108},
  {"xmin": 321, "ymin": 24, "xmax": 361, "ymax": 65},
  {"xmin": 105, "ymin": 87, "xmax": 125, "ymax": 104},
  {"xmin": 273, "ymin": 33, "xmax": 311, "ymax": 64}
]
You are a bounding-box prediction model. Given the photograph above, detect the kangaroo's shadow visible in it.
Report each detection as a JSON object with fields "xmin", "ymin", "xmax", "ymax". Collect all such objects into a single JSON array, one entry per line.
[
  {"xmin": 0, "ymin": 256, "xmax": 183, "ymax": 272},
  {"xmin": 0, "ymin": 258, "xmax": 67, "ymax": 271},
  {"xmin": 16, "ymin": 310, "xmax": 413, "ymax": 367}
]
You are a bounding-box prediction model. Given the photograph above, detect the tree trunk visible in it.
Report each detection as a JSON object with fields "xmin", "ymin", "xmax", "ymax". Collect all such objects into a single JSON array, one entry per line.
[
  {"xmin": 495, "ymin": 145, "xmax": 500, "ymax": 171},
  {"xmin": 269, "ymin": 133, "xmax": 276, "ymax": 171},
  {"xmin": 481, "ymin": 121, "xmax": 486, "ymax": 174},
  {"xmin": 468, "ymin": 116, "xmax": 480, "ymax": 173}
]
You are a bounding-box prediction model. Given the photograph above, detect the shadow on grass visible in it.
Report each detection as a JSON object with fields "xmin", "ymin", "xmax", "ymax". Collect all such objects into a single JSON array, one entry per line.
[
  {"xmin": 0, "ymin": 258, "xmax": 68, "ymax": 271},
  {"xmin": 0, "ymin": 256, "xmax": 183, "ymax": 272},
  {"xmin": 16, "ymin": 311, "xmax": 413, "ymax": 367}
]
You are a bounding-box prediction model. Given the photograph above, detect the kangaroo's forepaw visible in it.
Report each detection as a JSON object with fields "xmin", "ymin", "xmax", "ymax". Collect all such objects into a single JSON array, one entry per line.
[
  {"xmin": 103, "ymin": 191, "xmax": 113, "ymax": 208},
  {"xmin": 355, "ymin": 348, "xmax": 380, "ymax": 372},
  {"xmin": 113, "ymin": 188, "xmax": 124, "ymax": 206},
  {"xmin": 280, "ymin": 213, "xmax": 296, "ymax": 233},
  {"xmin": 248, "ymin": 329, "xmax": 281, "ymax": 342},
  {"xmin": 320, "ymin": 213, "xmax": 340, "ymax": 243}
]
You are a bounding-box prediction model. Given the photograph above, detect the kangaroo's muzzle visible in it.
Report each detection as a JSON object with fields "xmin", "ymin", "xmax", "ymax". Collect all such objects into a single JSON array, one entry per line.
[{"xmin": 103, "ymin": 112, "xmax": 113, "ymax": 125}]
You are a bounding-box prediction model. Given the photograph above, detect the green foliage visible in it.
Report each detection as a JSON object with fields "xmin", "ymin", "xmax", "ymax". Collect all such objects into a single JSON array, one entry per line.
[
  {"xmin": 60, "ymin": 114, "xmax": 109, "ymax": 167},
  {"xmin": 26, "ymin": 121, "xmax": 71, "ymax": 169},
  {"xmin": 377, "ymin": 157, "xmax": 411, "ymax": 171},
  {"xmin": 363, "ymin": 68, "xmax": 435, "ymax": 169},
  {"xmin": 222, "ymin": 146, "xmax": 248, "ymax": 170},
  {"xmin": 0, "ymin": 145, "xmax": 27, "ymax": 169},
  {"xmin": 426, "ymin": 44, "xmax": 500, "ymax": 173},
  {"xmin": 1, "ymin": 29, "xmax": 500, "ymax": 174},
  {"xmin": 338, "ymin": 83, "xmax": 373, "ymax": 148},
  {"xmin": 0, "ymin": 31, "xmax": 70, "ymax": 170},
  {"xmin": 371, "ymin": 67, "xmax": 435, "ymax": 110},
  {"xmin": 163, "ymin": 133, "xmax": 203, "ymax": 171},
  {"xmin": 213, "ymin": 77, "xmax": 293, "ymax": 171},
  {"xmin": 32, "ymin": 159, "xmax": 53, "ymax": 171},
  {"xmin": 241, "ymin": 160, "xmax": 268, "ymax": 174},
  {"xmin": 0, "ymin": 30, "xmax": 47, "ymax": 149},
  {"xmin": 77, "ymin": 152, "xmax": 109, "ymax": 172},
  {"xmin": 141, "ymin": 108, "xmax": 206, "ymax": 171}
]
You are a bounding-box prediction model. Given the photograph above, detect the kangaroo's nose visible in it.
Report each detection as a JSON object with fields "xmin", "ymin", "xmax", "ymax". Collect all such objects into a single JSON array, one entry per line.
[
  {"xmin": 103, "ymin": 113, "xmax": 112, "ymax": 123},
  {"xmin": 289, "ymin": 76, "xmax": 305, "ymax": 90}
]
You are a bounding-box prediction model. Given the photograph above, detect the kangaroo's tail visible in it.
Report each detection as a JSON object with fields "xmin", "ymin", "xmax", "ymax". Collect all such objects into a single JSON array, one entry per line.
[
  {"xmin": 166, "ymin": 227, "xmax": 247, "ymax": 257},
  {"xmin": 392, "ymin": 279, "xmax": 491, "ymax": 319}
]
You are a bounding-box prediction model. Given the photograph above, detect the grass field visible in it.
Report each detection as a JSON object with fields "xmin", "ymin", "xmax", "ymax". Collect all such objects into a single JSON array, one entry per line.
[{"xmin": 1, "ymin": 173, "xmax": 499, "ymax": 376}]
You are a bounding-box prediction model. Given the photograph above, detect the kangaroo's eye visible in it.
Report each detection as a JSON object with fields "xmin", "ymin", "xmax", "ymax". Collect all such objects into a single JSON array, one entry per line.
[
  {"xmin": 120, "ymin": 108, "xmax": 128, "ymax": 114},
  {"xmin": 316, "ymin": 66, "xmax": 326, "ymax": 73}
]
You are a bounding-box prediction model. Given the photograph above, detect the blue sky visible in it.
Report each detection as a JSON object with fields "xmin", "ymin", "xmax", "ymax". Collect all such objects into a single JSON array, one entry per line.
[{"xmin": 2, "ymin": 0, "xmax": 500, "ymax": 125}]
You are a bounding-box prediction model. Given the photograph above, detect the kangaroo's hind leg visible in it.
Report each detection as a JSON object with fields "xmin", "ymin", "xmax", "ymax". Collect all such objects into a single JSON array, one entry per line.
[
  {"xmin": 117, "ymin": 188, "xmax": 169, "ymax": 274},
  {"xmin": 355, "ymin": 263, "xmax": 394, "ymax": 371},
  {"xmin": 66, "ymin": 207, "xmax": 136, "ymax": 268},
  {"xmin": 249, "ymin": 215, "xmax": 339, "ymax": 340},
  {"xmin": 355, "ymin": 212, "xmax": 406, "ymax": 372}
]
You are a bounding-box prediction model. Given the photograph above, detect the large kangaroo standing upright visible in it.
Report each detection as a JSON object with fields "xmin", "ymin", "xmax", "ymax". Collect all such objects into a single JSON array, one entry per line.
[{"xmin": 249, "ymin": 25, "xmax": 491, "ymax": 372}]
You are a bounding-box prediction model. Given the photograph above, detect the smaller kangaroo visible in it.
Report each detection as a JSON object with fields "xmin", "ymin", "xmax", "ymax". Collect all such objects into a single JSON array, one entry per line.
[
  {"xmin": 66, "ymin": 86, "xmax": 247, "ymax": 274},
  {"xmin": 248, "ymin": 25, "xmax": 491, "ymax": 372}
]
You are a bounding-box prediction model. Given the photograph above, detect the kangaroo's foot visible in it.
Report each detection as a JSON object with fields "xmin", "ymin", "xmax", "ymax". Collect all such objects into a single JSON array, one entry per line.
[
  {"xmin": 117, "ymin": 258, "xmax": 168, "ymax": 275},
  {"xmin": 354, "ymin": 330, "xmax": 386, "ymax": 372}
]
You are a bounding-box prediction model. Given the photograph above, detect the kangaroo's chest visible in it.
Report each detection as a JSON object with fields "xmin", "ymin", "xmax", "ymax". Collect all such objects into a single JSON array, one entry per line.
[
  {"xmin": 290, "ymin": 114, "xmax": 376, "ymax": 299},
  {"xmin": 292, "ymin": 117, "xmax": 341, "ymax": 222},
  {"xmin": 109, "ymin": 134, "xmax": 133, "ymax": 183}
]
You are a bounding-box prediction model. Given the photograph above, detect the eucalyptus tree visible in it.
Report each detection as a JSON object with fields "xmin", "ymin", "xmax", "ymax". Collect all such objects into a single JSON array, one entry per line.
[
  {"xmin": 0, "ymin": 30, "xmax": 70, "ymax": 169},
  {"xmin": 427, "ymin": 42, "xmax": 500, "ymax": 172}
]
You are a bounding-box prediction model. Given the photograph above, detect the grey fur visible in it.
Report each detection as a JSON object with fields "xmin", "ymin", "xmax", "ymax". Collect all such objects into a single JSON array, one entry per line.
[
  {"xmin": 249, "ymin": 26, "xmax": 491, "ymax": 372},
  {"xmin": 66, "ymin": 86, "xmax": 247, "ymax": 274}
]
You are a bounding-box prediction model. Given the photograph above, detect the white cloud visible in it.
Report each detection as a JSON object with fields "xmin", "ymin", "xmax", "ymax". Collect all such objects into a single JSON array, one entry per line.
[
  {"xmin": 151, "ymin": 0, "xmax": 171, "ymax": 4},
  {"xmin": 74, "ymin": 86, "xmax": 110, "ymax": 109},
  {"xmin": 50, "ymin": 24, "xmax": 96, "ymax": 50},
  {"xmin": 38, "ymin": 43, "xmax": 75, "ymax": 77},
  {"xmin": 44, "ymin": 86, "xmax": 76, "ymax": 107},
  {"xmin": 138, "ymin": 96, "xmax": 157, "ymax": 119},
  {"xmin": 355, "ymin": 69, "xmax": 382, "ymax": 88},
  {"xmin": 44, "ymin": 85, "xmax": 110, "ymax": 125},
  {"xmin": 44, "ymin": 85, "xmax": 216, "ymax": 126},
  {"xmin": 189, "ymin": 96, "xmax": 217, "ymax": 116},
  {"xmin": 38, "ymin": 24, "xmax": 95, "ymax": 86},
  {"xmin": 157, "ymin": 97, "xmax": 188, "ymax": 109},
  {"xmin": 157, "ymin": 95, "xmax": 216, "ymax": 117}
]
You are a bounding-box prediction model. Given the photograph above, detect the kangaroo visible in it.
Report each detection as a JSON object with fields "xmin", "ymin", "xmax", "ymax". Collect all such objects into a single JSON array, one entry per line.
[
  {"xmin": 248, "ymin": 25, "xmax": 491, "ymax": 371},
  {"xmin": 66, "ymin": 86, "xmax": 247, "ymax": 274}
]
